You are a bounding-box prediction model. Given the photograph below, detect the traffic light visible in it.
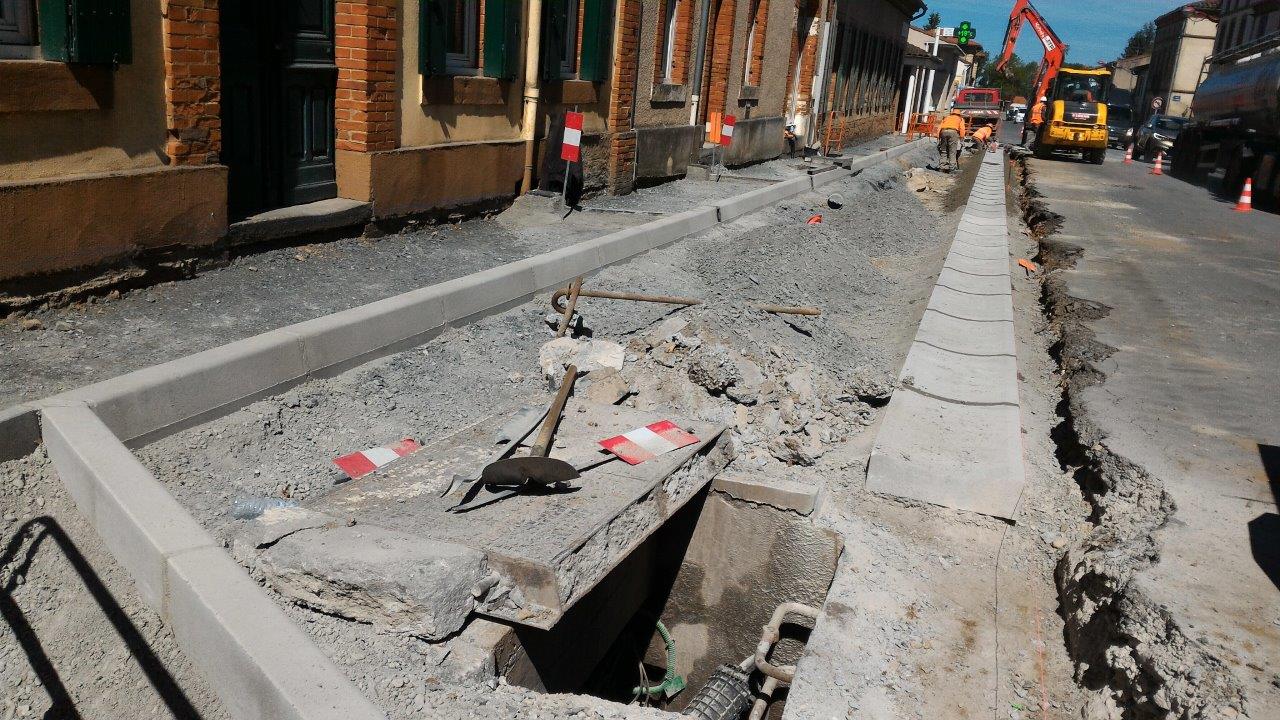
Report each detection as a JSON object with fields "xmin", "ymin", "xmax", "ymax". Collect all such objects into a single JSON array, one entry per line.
[{"xmin": 957, "ymin": 21, "xmax": 976, "ymax": 45}]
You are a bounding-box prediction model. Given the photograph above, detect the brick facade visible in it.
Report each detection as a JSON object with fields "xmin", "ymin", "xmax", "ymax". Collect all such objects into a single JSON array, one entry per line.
[
  {"xmin": 745, "ymin": 0, "xmax": 768, "ymax": 86},
  {"xmin": 654, "ymin": 0, "xmax": 696, "ymax": 84},
  {"xmin": 608, "ymin": 0, "xmax": 642, "ymax": 192},
  {"xmin": 702, "ymin": 0, "xmax": 737, "ymax": 119},
  {"xmin": 161, "ymin": 0, "xmax": 222, "ymax": 166},
  {"xmin": 336, "ymin": 0, "xmax": 399, "ymax": 152}
]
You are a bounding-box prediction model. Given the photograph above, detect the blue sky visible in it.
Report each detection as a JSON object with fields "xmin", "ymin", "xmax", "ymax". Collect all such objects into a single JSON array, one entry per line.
[{"xmin": 918, "ymin": 1, "xmax": 1185, "ymax": 66}]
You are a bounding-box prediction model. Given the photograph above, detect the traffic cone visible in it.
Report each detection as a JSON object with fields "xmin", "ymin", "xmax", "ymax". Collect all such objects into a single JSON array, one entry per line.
[
  {"xmin": 1124, "ymin": 143, "xmax": 1134, "ymax": 164},
  {"xmin": 1234, "ymin": 177, "xmax": 1254, "ymax": 213},
  {"xmin": 1150, "ymin": 151, "xmax": 1164, "ymax": 176}
]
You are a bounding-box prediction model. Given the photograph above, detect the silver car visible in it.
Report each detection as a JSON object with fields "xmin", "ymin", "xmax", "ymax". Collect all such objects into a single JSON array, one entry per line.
[{"xmin": 1134, "ymin": 115, "xmax": 1189, "ymax": 159}]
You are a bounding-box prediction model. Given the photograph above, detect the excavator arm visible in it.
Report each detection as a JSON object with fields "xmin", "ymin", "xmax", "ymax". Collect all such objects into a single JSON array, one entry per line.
[{"xmin": 994, "ymin": 0, "xmax": 1067, "ymax": 101}]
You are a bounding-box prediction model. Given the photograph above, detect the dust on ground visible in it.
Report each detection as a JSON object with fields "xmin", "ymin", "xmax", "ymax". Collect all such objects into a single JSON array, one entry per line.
[{"xmin": 0, "ymin": 449, "xmax": 229, "ymax": 719}]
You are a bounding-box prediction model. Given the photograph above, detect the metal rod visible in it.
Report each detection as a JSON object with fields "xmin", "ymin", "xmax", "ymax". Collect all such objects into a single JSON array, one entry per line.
[
  {"xmin": 551, "ymin": 288, "xmax": 703, "ymax": 312},
  {"xmin": 556, "ymin": 277, "xmax": 583, "ymax": 337}
]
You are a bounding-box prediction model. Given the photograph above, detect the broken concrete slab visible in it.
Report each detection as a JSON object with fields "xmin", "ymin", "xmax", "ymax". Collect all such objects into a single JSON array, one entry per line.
[
  {"xmin": 866, "ymin": 388, "xmax": 1025, "ymax": 520},
  {"xmin": 249, "ymin": 400, "xmax": 729, "ymax": 630},
  {"xmin": 711, "ymin": 474, "xmax": 824, "ymax": 516}
]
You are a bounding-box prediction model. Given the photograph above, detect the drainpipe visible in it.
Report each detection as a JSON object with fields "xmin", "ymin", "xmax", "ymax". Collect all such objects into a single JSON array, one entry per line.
[
  {"xmin": 922, "ymin": 26, "xmax": 940, "ymax": 114},
  {"xmin": 520, "ymin": 0, "xmax": 546, "ymax": 193},
  {"xmin": 900, "ymin": 67, "xmax": 917, "ymax": 134},
  {"xmin": 688, "ymin": 0, "xmax": 713, "ymax": 126}
]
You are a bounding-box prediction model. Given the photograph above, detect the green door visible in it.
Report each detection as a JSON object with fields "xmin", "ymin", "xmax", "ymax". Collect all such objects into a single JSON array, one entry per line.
[{"xmin": 220, "ymin": 0, "xmax": 338, "ymax": 219}]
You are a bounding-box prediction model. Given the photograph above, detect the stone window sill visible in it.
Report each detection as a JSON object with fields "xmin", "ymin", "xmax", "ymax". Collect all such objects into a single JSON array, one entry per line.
[
  {"xmin": 543, "ymin": 80, "xmax": 598, "ymax": 105},
  {"xmin": 738, "ymin": 85, "xmax": 761, "ymax": 103},
  {"xmin": 422, "ymin": 75, "xmax": 508, "ymax": 106},
  {"xmin": 0, "ymin": 60, "xmax": 111, "ymax": 113},
  {"xmin": 650, "ymin": 83, "xmax": 688, "ymax": 104}
]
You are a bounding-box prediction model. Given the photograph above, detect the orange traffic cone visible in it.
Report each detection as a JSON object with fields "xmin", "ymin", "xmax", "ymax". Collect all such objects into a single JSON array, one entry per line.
[
  {"xmin": 1150, "ymin": 151, "xmax": 1164, "ymax": 176},
  {"xmin": 1124, "ymin": 143, "xmax": 1134, "ymax": 164},
  {"xmin": 1234, "ymin": 177, "xmax": 1254, "ymax": 213}
]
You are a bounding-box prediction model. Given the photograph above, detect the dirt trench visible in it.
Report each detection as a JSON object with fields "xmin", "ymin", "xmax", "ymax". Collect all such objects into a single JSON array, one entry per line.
[{"xmin": 1011, "ymin": 157, "xmax": 1251, "ymax": 719}]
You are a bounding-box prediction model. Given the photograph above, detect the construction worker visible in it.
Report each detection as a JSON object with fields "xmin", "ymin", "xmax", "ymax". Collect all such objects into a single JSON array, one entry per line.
[
  {"xmin": 972, "ymin": 124, "xmax": 994, "ymax": 151},
  {"xmin": 936, "ymin": 109, "xmax": 966, "ymax": 171},
  {"xmin": 1023, "ymin": 96, "xmax": 1047, "ymax": 147}
]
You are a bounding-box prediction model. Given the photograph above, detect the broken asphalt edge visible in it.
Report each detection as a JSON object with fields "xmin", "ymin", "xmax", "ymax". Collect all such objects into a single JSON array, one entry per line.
[
  {"xmin": 40, "ymin": 403, "xmax": 385, "ymax": 720},
  {"xmin": 0, "ymin": 139, "xmax": 926, "ymax": 720},
  {"xmin": 1, "ymin": 139, "xmax": 928, "ymax": 453}
]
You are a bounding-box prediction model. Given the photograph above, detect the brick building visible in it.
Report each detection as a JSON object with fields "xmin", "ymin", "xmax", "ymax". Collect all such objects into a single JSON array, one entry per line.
[
  {"xmin": 1138, "ymin": 2, "xmax": 1219, "ymax": 119},
  {"xmin": 1, "ymin": 0, "xmax": 922, "ymax": 287}
]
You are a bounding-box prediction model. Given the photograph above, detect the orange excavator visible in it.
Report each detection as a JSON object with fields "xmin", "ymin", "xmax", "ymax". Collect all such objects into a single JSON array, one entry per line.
[{"xmin": 995, "ymin": 0, "xmax": 1111, "ymax": 163}]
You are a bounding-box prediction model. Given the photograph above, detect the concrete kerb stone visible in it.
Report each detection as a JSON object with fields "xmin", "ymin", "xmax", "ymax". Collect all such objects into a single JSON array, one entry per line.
[
  {"xmin": 714, "ymin": 176, "xmax": 812, "ymax": 222},
  {"xmin": 916, "ymin": 308, "xmax": 1016, "ymax": 356},
  {"xmin": 944, "ymin": 253, "xmax": 1011, "ymax": 278},
  {"xmin": 0, "ymin": 403, "xmax": 40, "ymax": 462},
  {"xmin": 948, "ymin": 242, "xmax": 1009, "ymax": 261},
  {"xmin": 41, "ymin": 404, "xmax": 216, "ymax": 610},
  {"xmin": 41, "ymin": 404, "xmax": 385, "ymax": 720},
  {"xmin": 936, "ymin": 266, "xmax": 1013, "ymax": 295}
]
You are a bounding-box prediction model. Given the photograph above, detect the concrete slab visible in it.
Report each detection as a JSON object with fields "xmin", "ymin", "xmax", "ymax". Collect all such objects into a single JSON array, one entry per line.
[
  {"xmin": 916, "ymin": 308, "xmax": 1017, "ymax": 356},
  {"xmin": 711, "ymin": 474, "xmax": 824, "ymax": 516},
  {"xmin": 927, "ymin": 284, "xmax": 1015, "ymax": 323},
  {"xmin": 954, "ymin": 229, "xmax": 1009, "ymax": 248},
  {"xmin": 943, "ymin": 253, "xmax": 1010, "ymax": 278},
  {"xmin": 946, "ymin": 242, "xmax": 1009, "ymax": 261},
  {"xmin": 261, "ymin": 400, "xmax": 729, "ymax": 630},
  {"xmin": 899, "ymin": 341, "xmax": 1019, "ymax": 406},
  {"xmin": 936, "ymin": 266, "xmax": 1013, "ymax": 296},
  {"xmin": 228, "ymin": 198, "xmax": 372, "ymax": 246},
  {"xmin": 866, "ymin": 388, "xmax": 1025, "ymax": 520}
]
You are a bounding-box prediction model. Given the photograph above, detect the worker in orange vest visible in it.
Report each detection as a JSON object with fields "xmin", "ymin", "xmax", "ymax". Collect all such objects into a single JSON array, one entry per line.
[
  {"xmin": 936, "ymin": 109, "xmax": 966, "ymax": 172},
  {"xmin": 972, "ymin": 124, "xmax": 994, "ymax": 152},
  {"xmin": 1023, "ymin": 96, "xmax": 1047, "ymax": 147}
]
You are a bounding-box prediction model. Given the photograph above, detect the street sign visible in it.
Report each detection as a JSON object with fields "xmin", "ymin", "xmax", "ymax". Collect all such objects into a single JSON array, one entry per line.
[
  {"xmin": 561, "ymin": 112, "xmax": 583, "ymax": 162},
  {"xmin": 1151, "ymin": 96, "xmax": 1164, "ymax": 112},
  {"xmin": 956, "ymin": 21, "xmax": 976, "ymax": 44},
  {"xmin": 721, "ymin": 115, "xmax": 736, "ymax": 147}
]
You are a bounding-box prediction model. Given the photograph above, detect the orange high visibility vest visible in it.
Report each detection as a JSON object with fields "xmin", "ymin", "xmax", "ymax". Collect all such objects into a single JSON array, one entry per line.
[
  {"xmin": 972, "ymin": 125, "xmax": 992, "ymax": 142},
  {"xmin": 1030, "ymin": 102, "xmax": 1046, "ymax": 125},
  {"xmin": 938, "ymin": 114, "xmax": 965, "ymax": 134}
]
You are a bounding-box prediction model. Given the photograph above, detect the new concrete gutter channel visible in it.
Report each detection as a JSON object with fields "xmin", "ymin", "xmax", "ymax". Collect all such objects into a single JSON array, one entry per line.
[
  {"xmin": 0, "ymin": 139, "xmax": 927, "ymax": 720},
  {"xmin": 865, "ymin": 150, "xmax": 1026, "ymax": 520}
]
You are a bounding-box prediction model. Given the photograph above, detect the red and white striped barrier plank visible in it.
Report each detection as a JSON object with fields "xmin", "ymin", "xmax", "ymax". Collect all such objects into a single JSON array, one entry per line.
[
  {"xmin": 561, "ymin": 111, "xmax": 584, "ymax": 163},
  {"xmin": 333, "ymin": 438, "xmax": 422, "ymax": 479},
  {"xmin": 599, "ymin": 420, "xmax": 699, "ymax": 465},
  {"xmin": 720, "ymin": 115, "xmax": 736, "ymax": 147}
]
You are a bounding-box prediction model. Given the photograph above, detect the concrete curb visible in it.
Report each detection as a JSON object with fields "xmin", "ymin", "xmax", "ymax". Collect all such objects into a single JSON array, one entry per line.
[
  {"xmin": 41, "ymin": 404, "xmax": 385, "ymax": 720},
  {"xmin": 7, "ymin": 140, "xmax": 928, "ymax": 447}
]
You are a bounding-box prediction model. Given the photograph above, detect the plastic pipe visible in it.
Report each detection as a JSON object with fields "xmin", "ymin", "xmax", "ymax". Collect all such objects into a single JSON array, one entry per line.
[{"xmin": 688, "ymin": 0, "xmax": 713, "ymax": 126}]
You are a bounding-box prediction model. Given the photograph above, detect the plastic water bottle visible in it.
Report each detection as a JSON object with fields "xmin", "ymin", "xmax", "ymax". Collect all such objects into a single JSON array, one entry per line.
[{"xmin": 230, "ymin": 497, "xmax": 298, "ymax": 520}]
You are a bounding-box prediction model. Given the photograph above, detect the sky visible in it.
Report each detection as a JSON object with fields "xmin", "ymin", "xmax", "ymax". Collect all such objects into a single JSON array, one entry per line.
[{"xmin": 917, "ymin": 0, "xmax": 1185, "ymax": 66}]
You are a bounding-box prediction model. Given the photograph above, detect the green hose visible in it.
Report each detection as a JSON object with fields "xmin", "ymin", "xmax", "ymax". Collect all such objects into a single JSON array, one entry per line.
[{"xmin": 633, "ymin": 620, "xmax": 686, "ymax": 698}]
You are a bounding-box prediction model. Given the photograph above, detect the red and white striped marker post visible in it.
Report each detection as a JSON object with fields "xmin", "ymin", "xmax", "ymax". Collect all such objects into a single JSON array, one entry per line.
[
  {"xmin": 718, "ymin": 115, "xmax": 735, "ymax": 177},
  {"xmin": 1124, "ymin": 143, "xmax": 1134, "ymax": 164},
  {"xmin": 561, "ymin": 110, "xmax": 584, "ymax": 208},
  {"xmin": 599, "ymin": 421, "xmax": 700, "ymax": 465},
  {"xmin": 1150, "ymin": 150, "xmax": 1164, "ymax": 176},
  {"xmin": 1234, "ymin": 177, "xmax": 1254, "ymax": 213},
  {"xmin": 333, "ymin": 438, "xmax": 422, "ymax": 480}
]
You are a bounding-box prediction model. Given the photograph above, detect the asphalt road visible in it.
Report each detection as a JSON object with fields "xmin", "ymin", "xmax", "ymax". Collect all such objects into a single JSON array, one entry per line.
[{"xmin": 1004, "ymin": 123, "xmax": 1280, "ymax": 715}]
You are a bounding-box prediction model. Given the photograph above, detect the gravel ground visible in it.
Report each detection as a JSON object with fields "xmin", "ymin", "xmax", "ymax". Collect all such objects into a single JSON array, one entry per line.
[
  {"xmin": 126, "ymin": 143, "xmax": 968, "ymax": 718},
  {"xmin": 0, "ymin": 449, "xmax": 229, "ymax": 719},
  {"xmin": 0, "ymin": 137, "xmax": 894, "ymax": 409}
]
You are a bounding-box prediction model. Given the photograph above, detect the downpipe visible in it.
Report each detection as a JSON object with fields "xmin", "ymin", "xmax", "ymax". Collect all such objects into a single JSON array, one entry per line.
[
  {"xmin": 520, "ymin": 0, "xmax": 546, "ymax": 194},
  {"xmin": 688, "ymin": 0, "xmax": 712, "ymax": 126}
]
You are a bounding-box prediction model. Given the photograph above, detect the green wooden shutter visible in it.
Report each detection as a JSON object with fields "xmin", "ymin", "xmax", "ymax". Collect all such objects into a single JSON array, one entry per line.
[
  {"xmin": 578, "ymin": 0, "xmax": 611, "ymax": 82},
  {"xmin": 541, "ymin": 0, "xmax": 567, "ymax": 80},
  {"xmin": 483, "ymin": 0, "xmax": 518, "ymax": 79},
  {"xmin": 420, "ymin": 0, "xmax": 447, "ymax": 75},
  {"xmin": 39, "ymin": 0, "xmax": 132, "ymax": 65}
]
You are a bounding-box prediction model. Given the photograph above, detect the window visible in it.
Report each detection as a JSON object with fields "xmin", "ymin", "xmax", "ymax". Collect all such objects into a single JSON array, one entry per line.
[
  {"xmin": 0, "ymin": 0, "xmax": 36, "ymax": 58},
  {"xmin": 657, "ymin": 0, "xmax": 679, "ymax": 82},
  {"xmin": 541, "ymin": 0, "xmax": 609, "ymax": 82},
  {"xmin": 445, "ymin": 0, "xmax": 479, "ymax": 72},
  {"xmin": 560, "ymin": 0, "xmax": 580, "ymax": 77}
]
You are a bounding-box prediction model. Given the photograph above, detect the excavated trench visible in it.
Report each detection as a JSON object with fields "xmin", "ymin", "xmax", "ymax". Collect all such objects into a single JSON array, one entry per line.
[{"xmin": 1012, "ymin": 156, "xmax": 1249, "ymax": 719}]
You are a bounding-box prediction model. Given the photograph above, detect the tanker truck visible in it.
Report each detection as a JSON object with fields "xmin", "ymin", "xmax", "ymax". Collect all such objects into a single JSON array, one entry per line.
[{"xmin": 1172, "ymin": 35, "xmax": 1280, "ymax": 209}]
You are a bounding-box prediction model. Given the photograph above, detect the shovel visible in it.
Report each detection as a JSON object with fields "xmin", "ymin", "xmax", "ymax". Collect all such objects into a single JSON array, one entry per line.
[{"xmin": 448, "ymin": 365, "xmax": 581, "ymax": 512}]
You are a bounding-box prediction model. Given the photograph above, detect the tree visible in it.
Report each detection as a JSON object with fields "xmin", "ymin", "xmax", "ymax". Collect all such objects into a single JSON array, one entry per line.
[
  {"xmin": 974, "ymin": 54, "xmax": 1040, "ymax": 100},
  {"xmin": 1122, "ymin": 22, "xmax": 1156, "ymax": 58},
  {"xmin": 924, "ymin": 12, "xmax": 941, "ymax": 31}
]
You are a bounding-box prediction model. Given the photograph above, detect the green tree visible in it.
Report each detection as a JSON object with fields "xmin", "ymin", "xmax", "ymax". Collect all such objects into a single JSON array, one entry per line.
[
  {"xmin": 924, "ymin": 12, "xmax": 941, "ymax": 31},
  {"xmin": 1122, "ymin": 22, "xmax": 1156, "ymax": 58},
  {"xmin": 974, "ymin": 54, "xmax": 1039, "ymax": 100}
]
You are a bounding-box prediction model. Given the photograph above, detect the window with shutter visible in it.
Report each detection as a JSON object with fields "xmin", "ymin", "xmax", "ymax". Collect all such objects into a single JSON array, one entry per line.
[
  {"xmin": 577, "ymin": 0, "xmax": 610, "ymax": 81},
  {"xmin": 0, "ymin": 0, "xmax": 36, "ymax": 50},
  {"xmin": 482, "ymin": 0, "xmax": 518, "ymax": 79},
  {"xmin": 26, "ymin": 0, "xmax": 131, "ymax": 65},
  {"xmin": 420, "ymin": 0, "xmax": 448, "ymax": 74}
]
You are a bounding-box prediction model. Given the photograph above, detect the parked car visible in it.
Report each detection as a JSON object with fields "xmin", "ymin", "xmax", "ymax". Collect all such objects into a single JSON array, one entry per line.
[
  {"xmin": 1014, "ymin": 108, "xmax": 1027, "ymax": 123},
  {"xmin": 1106, "ymin": 104, "xmax": 1134, "ymax": 148},
  {"xmin": 1134, "ymin": 115, "xmax": 1190, "ymax": 159}
]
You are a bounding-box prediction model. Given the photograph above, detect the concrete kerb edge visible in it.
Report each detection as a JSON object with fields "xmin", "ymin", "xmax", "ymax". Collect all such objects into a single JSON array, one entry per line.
[
  {"xmin": 4, "ymin": 140, "xmax": 919, "ymax": 448},
  {"xmin": 39, "ymin": 403, "xmax": 384, "ymax": 720}
]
